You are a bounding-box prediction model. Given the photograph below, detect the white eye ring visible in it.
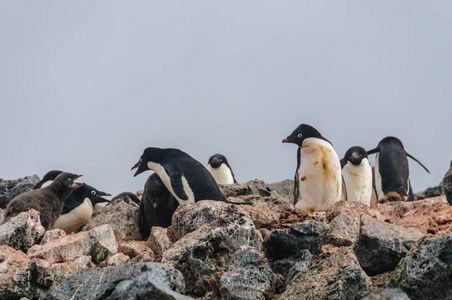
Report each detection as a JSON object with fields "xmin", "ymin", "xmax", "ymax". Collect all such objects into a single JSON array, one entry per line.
[
  {"xmin": 297, "ymin": 134, "xmax": 302, "ymax": 138},
  {"xmin": 139, "ymin": 158, "xmax": 143, "ymax": 163},
  {"xmin": 91, "ymin": 191, "xmax": 96, "ymax": 195}
]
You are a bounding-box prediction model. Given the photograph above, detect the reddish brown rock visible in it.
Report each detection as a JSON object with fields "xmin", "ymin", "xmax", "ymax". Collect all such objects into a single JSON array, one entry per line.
[
  {"xmin": 118, "ymin": 240, "xmax": 152, "ymax": 259},
  {"xmin": 379, "ymin": 195, "xmax": 448, "ymax": 216},
  {"xmin": 40, "ymin": 228, "xmax": 67, "ymax": 244},
  {"xmin": 147, "ymin": 226, "xmax": 172, "ymax": 257},
  {"xmin": 28, "ymin": 224, "xmax": 118, "ymax": 264},
  {"xmin": 396, "ymin": 215, "xmax": 438, "ymax": 234},
  {"xmin": 103, "ymin": 253, "xmax": 130, "ymax": 266}
]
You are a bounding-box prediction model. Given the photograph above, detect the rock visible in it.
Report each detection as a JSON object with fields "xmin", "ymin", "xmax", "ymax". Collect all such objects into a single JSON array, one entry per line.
[
  {"xmin": 162, "ymin": 211, "xmax": 263, "ymax": 296},
  {"xmin": 378, "ymin": 195, "xmax": 448, "ymax": 216},
  {"xmin": 414, "ymin": 184, "xmax": 444, "ymax": 201},
  {"xmin": 281, "ymin": 247, "xmax": 371, "ymax": 300},
  {"xmin": 0, "ymin": 175, "xmax": 40, "ymax": 209},
  {"xmin": 28, "ymin": 224, "xmax": 118, "ymax": 264},
  {"xmin": 326, "ymin": 209, "xmax": 361, "ymax": 246},
  {"xmin": 43, "ymin": 262, "xmax": 188, "ymax": 300},
  {"xmin": 389, "ymin": 234, "xmax": 452, "ymax": 300},
  {"xmin": 395, "ymin": 215, "xmax": 438, "ymax": 234},
  {"xmin": 263, "ymin": 220, "xmax": 327, "ymax": 261},
  {"xmin": 219, "ymin": 246, "xmax": 275, "ymax": 300},
  {"xmin": 0, "ymin": 209, "xmax": 45, "ymax": 252},
  {"xmin": 147, "ymin": 226, "xmax": 172, "ymax": 257},
  {"xmin": 0, "ymin": 245, "xmax": 93, "ymax": 300},
  {"xmin": 118, "ymin": 240, "xmax": 153, "ymax": 259},
  {"xmin": 443, "ymin": 160, "xmax": 452, "ymax": 205},
  {"xmin": 267, "ymin": 179, "xmax": 294, "ymax": 197},
  {"xmin": 354, "ymin": 215, "xmax": 424, "ymax": 276},
  {"xmin": 273, "ymin": 249, "xmax": 312, "ymax": 281},
  {"xmin": 103, "ymin": 253, "xmax": 130, "ymax": 266},
  {"xmin": 109, "ymin": 192, "xmax": 141, "ymax": 206},
  {"xmin": 80, "ymin": 200, "xmax": 141, "ymax": 241},
  {"xmin": 219, "ymin": 179, "xmax": 293, "ymax": 212},
  {"xmin": 40, "ymin": 229, "xmax": 67, "ymax": 244},
  {"xmin": 169, "ymin": 200, "xmax": 279, "ymax": 242},
  {"xmin": 362, "ymin": 288, "xmax": 411, "ymax": 300}
]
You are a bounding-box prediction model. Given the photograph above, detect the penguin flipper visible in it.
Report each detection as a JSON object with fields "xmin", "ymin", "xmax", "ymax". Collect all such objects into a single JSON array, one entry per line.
[
  {"xmin": 293, "ymin": 172, "xmax": 300, "ymax": 206},
  {"xmin": 367, "ymin": 147, "xmax": 380, "ymax": 155},
  {"xmin": 341, "ymin": 175, "xmax": 347, "ymax": 200},
  {"xmin": 406, "ymin": 152, "xmax": 430, "ymax": 174},
  {"xmin": 169, "ymin": 172, "xmax": 189, "ymax": 201}
]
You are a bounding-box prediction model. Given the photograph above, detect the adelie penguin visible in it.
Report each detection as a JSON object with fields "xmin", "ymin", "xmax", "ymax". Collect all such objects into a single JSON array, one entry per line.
[
  {"xmin": 207, "ymin": 154, "xmax": 237, "ymax": 185},
  {"xmin": 132, "ymin": 147, "xmax": 227, "ymax": 238},
  {"xmin": 367, "ymin": 136, "xmax": 430, "ymax": 203},
  {"xmin": 283, "ymin": 124, "xmax": 342, "ymax": 214},
  {"xmin": 34, "ymin": 170, "xmax": 111, "ymax": 234},
  {"xmin": 340, "ymin": 146, "xmax": 372, "ymax": 207},
  {"xmin": 2, "ymin": 172, "xmax": 83, "ymax": 230}
]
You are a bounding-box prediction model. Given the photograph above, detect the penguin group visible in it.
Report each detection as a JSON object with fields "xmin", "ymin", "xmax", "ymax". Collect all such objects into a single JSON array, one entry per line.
[
  {"xmin": 283, "ymin": 123, "xmax": 430, "ymax": 213},
  {"xmin": 1, "ymin": 122, "xmax": 430, "ymax": 238}
]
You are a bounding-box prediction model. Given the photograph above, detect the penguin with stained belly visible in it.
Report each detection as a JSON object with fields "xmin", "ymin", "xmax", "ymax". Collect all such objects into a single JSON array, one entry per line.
[
  {"xmin": 367, "ymin": 136, "xmax": 430, "ymax": 203},
  {"xmin": 132, "ymin": 147, "xmax": 228, "ymax": 238},
  {"xmin": 207, "ymin": 154, "xmax": 237, "ymax": 185},
  {"xmin": 340, "ymin": 146, "xmax": 372, "ymax": 206},
  {"xmin": 283, "ymin": 124, "xmax": 342, "ymax": 214}
]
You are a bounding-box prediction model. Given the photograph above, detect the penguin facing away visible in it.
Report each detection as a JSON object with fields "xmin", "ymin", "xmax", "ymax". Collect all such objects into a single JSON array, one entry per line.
[
  {"xmin": 52, "ymin": 184, "xmax": 111, "ymax": 234},
  {"xmin": 207, "ymin": 154, "xmax": 237, "ymax": 185},
  {"xmin": 367, "ymin": 136, "xmax": 430, "ymax": 202},
  {"xmin": 340, "ymin": 146, "xmax": 373, "ymax": 206},
  {"xmin": 2, "ymin": 172, "xmax": 83, "ymax": 230},
  {"xmin": 283, "ymin": 124, "xmax": 342, "ymax": 214},
  {"xmin": 132, "ymin": 147, "xmax": 226, "ymax": 203}
]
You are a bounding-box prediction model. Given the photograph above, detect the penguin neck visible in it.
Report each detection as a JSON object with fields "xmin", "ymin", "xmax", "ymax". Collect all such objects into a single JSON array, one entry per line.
[
  {"xmin": 207, "ymin": 164, "xmax": 235, "ymax": 185},
  {"xmin": 48, "ymin": 182, "xmax": 74, "ymax": 201}
]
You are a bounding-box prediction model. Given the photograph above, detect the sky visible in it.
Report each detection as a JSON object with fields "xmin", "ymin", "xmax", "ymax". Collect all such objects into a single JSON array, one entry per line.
[{"xmin": 1, "ymin": 1, "xmax": 451, "ymax": 198}]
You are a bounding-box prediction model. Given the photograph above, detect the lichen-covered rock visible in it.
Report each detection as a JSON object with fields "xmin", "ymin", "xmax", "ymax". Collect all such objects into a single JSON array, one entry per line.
[
  {"xmin": 219, "ymin": 246, "xmax": 275, "ymax": 300},
  {"xmin": 263, "ymin": 220, "xmax": 327, "ymax": 261},
  {"xmin": 80, "ymin": 201, "xmax": 141, "ymax": 241},
  {"xmin": 162, "ymin": 211, "xmax": 263, "ymax": 296},
  {"xmin": 442, "ymin": 161, "xmax": 452, "ymax": 205},
  {"xmin": 273, "ymin": 249, "xmax": 312, "ymax": 281},
  {"xmin": 40, "ymin": 228, "xmax": 67, "ymax": 245},
  {"xmin": 118, "ymin": 240, "xmax": 153, "ymax": 259},
  {"xmin": 219, "ymin": 180, "xmax": 293, "ymax": 212},
  {"xmin": 42, "ymin": 262, "xmax": 187, "ymax": 300},
  {"xmin": 354, "ymin": 215, "xmax": 424, "ymax": 276},
  {"xmin": 0, "ymin": 209, "xmax": 45, "ymax": 252},
  {"xmin": 169, "ymin": 200, "xmax": 279, "ymax": 242},
  {"xmin": 389, "ymin": 234, "xmax": 452, "ymax": 300},
  {"xmin": 28, "ymin": 224, "xmax": 118, "ymax": 264},
  {"xmin": 147, "ymin": 226, "xmax": 172, "ymax": 256},
  {"xmin": 362, "ymin": 288, "xmax": 411, "ymax": 300},
  {"xmin": 281, "ymin": 247, "xmax": 371, "ymax": 300},
  {"xmin": 0, "ymin": 175, "xmax": 40, "ymax": 209}
]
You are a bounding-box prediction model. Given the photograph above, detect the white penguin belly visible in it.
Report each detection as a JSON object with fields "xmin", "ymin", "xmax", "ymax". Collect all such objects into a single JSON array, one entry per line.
[
  {"xmin": 52, "ymin": 198, "xmax": 93, "ymax": 234},
  {"xmin": 374, "ymin": 154, "xmax": 386, "ymax": 201},
  {"xmin": 147, "ymin": 161, "xmax": 195, "ymax": 204},
  {"xmin": 342, "ymin": 159, "xmax": 372, "ymax": 206},
  {"xmin": 207, "ymin": 164, "xmax": 234, "ymax": 185},
  {"xmin": 295, "ymin": 138, "xmax": 342, "ymax": 213}
]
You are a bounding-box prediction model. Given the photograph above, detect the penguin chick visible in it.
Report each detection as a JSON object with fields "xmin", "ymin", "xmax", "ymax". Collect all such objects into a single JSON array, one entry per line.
[
  {"xmin": 367, "ymin": 136, "xmax": 430, "ymax": 203},
  {"xmin": 132, "ymin": 147, "xmax": 226, "ymax": 203},
  {"xmin": 283, "ymin": 124, "xmax": 342, "ymax": 214},
  {"xmin": 207, "ymin": 153, "xmax": 237, "ymax": 185},
  {"xmin": 3, "ymin": 172, "xmax": 83, "ymax": 230},
  {"xmin": 52, "ymin": 184, "xmax": 111, "ymax": 234},
  {"xmin": 340, "ymin": 146, "xmax": 372, "ymax": 206}
]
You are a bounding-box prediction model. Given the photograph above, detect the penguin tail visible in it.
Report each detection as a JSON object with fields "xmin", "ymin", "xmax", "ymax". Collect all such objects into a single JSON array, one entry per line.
[{"xmin": 406, "ymin": 152, "xmax": 430, "ymax": 174}]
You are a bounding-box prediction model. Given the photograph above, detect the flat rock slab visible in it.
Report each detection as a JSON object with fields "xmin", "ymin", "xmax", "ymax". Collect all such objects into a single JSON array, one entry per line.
[
  {"xmin": 281, "ymin": 247, "xmax": 371, "ymax": 300},
  {"xmin": 43, "ymin": 262, "xmax": 188, "ymax": 300}
]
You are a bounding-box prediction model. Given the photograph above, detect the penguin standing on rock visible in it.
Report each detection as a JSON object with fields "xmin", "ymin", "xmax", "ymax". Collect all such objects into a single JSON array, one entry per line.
[
  {"xmin": 283, "ymin": 124, "xmax": 342, "ymax": 214},
  {"xmin": 2, "ymin": 172, "xmax": 83, "ymax": 230},
  {"xmin": 367, "ymin": 136, "xmax": 430, "ymax": 203},
  {"xmin": 340, "ymin": 146, "xmax": 373, "ymax": 206},
  {"xmin": 207, "ymin": 154, "xmax": 237, "ymax": 185},
  {"xmin": 132, "ymin": 147, "xmax": 228, "ymax": 238}
]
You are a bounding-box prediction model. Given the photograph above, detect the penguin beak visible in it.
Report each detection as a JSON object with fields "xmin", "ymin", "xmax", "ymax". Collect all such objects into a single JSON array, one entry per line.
[
  {"xmin": 96, "ymin": 192, "xmax": 111, "ymax": 203},
  {"xmin": 132, "ymin": 162, "xmax": 148, "ymax": 177},
  {"xmin": 282, "ymin": 138, "xmax": 289, "ymax": 143},
  {"xmin": 72, "ymin": 182, "xmax": 84, "ymax": 189},
  {"xmin": 131, "ymin": 163, "xmax": 140, "ymax": 170}
]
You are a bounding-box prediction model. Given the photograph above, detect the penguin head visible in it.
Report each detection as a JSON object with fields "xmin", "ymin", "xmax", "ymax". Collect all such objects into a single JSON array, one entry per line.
[
  {"xmin": 51, "ymin": 172, "xmax": 83, "ymax": 191},
  {"xmin": 82, "ymin": 184, "xmax": 111, "ymax": 205},
  {"xmin": 34, "ymin": 170, "xmax": 63, "ymax": 189},
  {"xmin": 282, "ymin": 124, "xmax": 328, "ymax": 147},
  {"xmin": 131, "ymin": 147, "xmax": 165, "ymax": 177},
  {"xmin": 208, "ymin": 154, "xmax": 229, "ymax": 169},
  {"xmin": 342, "ymin": 146, "xmax": 368, "ymax": 167}
]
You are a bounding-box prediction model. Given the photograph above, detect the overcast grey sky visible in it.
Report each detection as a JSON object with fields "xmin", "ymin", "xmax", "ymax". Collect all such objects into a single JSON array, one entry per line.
[{"xmin": 1, "ymin": 1, "xmax": 450, "ymax": 197}]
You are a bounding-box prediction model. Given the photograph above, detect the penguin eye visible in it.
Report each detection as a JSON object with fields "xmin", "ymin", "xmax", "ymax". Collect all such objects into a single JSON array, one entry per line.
[
  {"xmin": 139, "ymin": 158, "xmax": 143, "ymax": 163},
  {"xmin": 359, "ymin": 153, "xmax": 363, "ymax": 157},
  {"xmin": 91, "ymin": 191, "xmax": 96, "ymax": 195},
  {"xmin": 297, "ymin": 134, "xmax": 302, "ymax": 138}
]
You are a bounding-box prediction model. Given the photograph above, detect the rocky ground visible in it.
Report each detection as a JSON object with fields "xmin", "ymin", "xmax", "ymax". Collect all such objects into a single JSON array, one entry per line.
[{"xmin": 0, "ymin": 167, "xmax": 452, "ymax": 300}]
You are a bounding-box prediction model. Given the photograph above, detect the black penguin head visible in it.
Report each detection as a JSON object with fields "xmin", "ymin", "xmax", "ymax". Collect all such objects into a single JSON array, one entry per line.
[
  {"xmin": 208, "ymin": 154, "xmax": 229, "ymax": 169},
  {"xmin": 51, "ymin": 172, "xmax": 83, "ymax": 191},
  {"xmin": 131, "ymin": 147, "xmax": 165, "ymax": 177},
  {"xmin": 282, "ymin": 124, "xmax": 327, "ymax": 147},
  {"xmin": 81, "ymin": 184, "xmax": 111, "ymax": 205},
  {"xmin": 342, "ymin": 146, "xmax": 368, "ymax": 166},
  {"xmin": 34, "ymin": 170, "xmax": 63, "ymax": 189}
]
